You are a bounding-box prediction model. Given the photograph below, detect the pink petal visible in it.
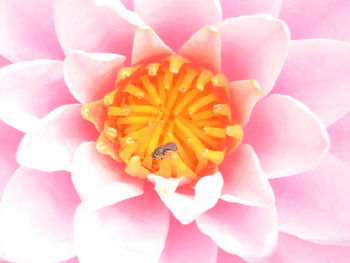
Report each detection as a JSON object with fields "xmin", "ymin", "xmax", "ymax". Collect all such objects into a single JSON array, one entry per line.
[
  {"xmin": 179, "ymin": 26, "xmax": 221, "ymax": 73},
  {"xmin": 53, "ymin": 0, "xmax": 144, "ymax": 60},
  {"xmin": 273, "ymin": 39, "xmax": 350, "ymax": 126},
  {"xmin": 217, "ymin": 249, "xmax": 247, "ymax": 263},
  {"xmin": 0, "ymin": 56, "xmax": 10, "ymax": 68},
  {"xmin": 17, "ymin": 104, "xmax": 97, "ymax": 172},
  {"xmin": 260, "ymin": 233, "xmax": 350, "ymax": 263},
  {"xmin": 60, "ymin": 258, "xmax": 79, "ymax": 263},
  {"xmin": 0, "ymin": 60, "xmax": 76, "ymax": 132},
  {"xmin": 279, "ymin": 0, "xmax": 350, "ymax": 42},
  {"xmin": 159, "ymin": 217, "xmax": 218, "ymax": 263},
  {"xmin": 72, "ymin": 142, "xmax": 144, "ymax": 210},
  {"xmin": 132, "ymin": 26, "xmax": 174, "ymax": 65},
  {"xmin": 220, "ymin": 144, "xmax": 274, "ymax": 207},
  {"xmin": 121, "ymin": 0, "xmax": 133, "ymax": 10},
  {"xmin": 134, "ymin": 0, "xmax": 222, "ymax": 52},
  {"xmin": 271, "ymin": 153, "xmax": 350, "ymax": 245},
  {"xmin": 220, "ymin": 0, "xmax": 283, "ymax": 19},
  {"xmin": 197, "ymin": 200, "xmax": 277, "ymax": 260},
  {"xmin": 74, "ymin": 188, "xmax": 170, "ymax": 263},
  {"xmin": 64, "ymin": 51, "xmax": 126, "ymax": 104},
  {"xmin": 244, "ymin": 94, "xmax": 330, "ymax": 178},
  {"xmin": 217, "ymin": 14, "xmax": 290, "ymax": 98},
  {"xmin": 328, "ymin": 112, "xmax": 350, "ymax": 166},
  {"xmin": 152, "ymin": 172, "xmax": 223, "ymax": 224},
  {"xmin": 0, "ymin": 167, "xmax": 79, "ymax": 263},
  {"xmin": 0, "ymin": 121, "xmax": 22, "ymax": 198},
  {"xmin": 0, "ymin": 0, "xmax": 63, "ymax": 62},
  {"xmin": 229, "ymin": 80, "xmax": 261, "ymax": 126}
]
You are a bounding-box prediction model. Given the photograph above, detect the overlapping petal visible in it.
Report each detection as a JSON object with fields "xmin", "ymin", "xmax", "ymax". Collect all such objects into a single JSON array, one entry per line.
[
  {"xmin": 217, "ymin": 14, "xmax": 290, "ymax": 97},
  {"xmin": 132, "ymin": 26, "xmax": 174, "ymax": 65},
  {"xmin": 0, "ymin": 60, "xmax": 76, "ymax": 132},
  {"xmin": 271, "ymin": 153, "xmax": 350, "ymax": 245},
  {"xmin": 220, "ymin": 0, "xmax": 283, "ymax": 19},
  {"xmin": 244, "ymin": 94, "xmax": 329, "ymax": 178},
  {"xmin": 0, "ymin": 0, "xmax": 64, "ymax": 62},
  {"xmin": 159, "ymin": 217, "xmax": 218, "ymax": 263},
  {"xmin": 260, "ymin": 233, "xmax": 350, "ymax": 263},
  {"xmin": 74, "ymin": 188, "xmax": 170, "ymax": 263},
  {"xmin": 17, "ymin": 105, "xmax": 97, "ymax": 172},
  {"xmin": 152, "ymin": 172, "xmax": 223, "ymax": 224},
  {"xmin": 328, "ymin": 112, "xmax": 350, "ymax": 165},
  {"xmin": 279, "ymin": 0, "xmax": 350, "ymax": 42},
  {"xmin": 0, "ymin": 167, "xmax": 79, "ymax": 263},
  {"xmin": 179, "ymin": 26, "xmax": 221, "ymax": 73},
  {"xmin": 53, "ymin": 0, "xmax": 144, "ymax": 60},
  {"xmin": 72, "ymin": 142, "xmax": 144, "ymax": 210},
  {"xmin": 197, "ymin": 200, "xmax": 277, "ymax": 260},
  {"xmin": 220, "ymin": 144, "xmax": 274, "ymax": 207},
  {"xmin": 0, "ymin": 121, "xmax": 22, "ymax": 198},
  {"xmin": 64, "ymin": 51, "xmax": 126, "ymax": 104},
  {"xmin": 134, "ymin": 0, "xmax": 222, "ymax": 51},
  {"xmin": 274, "ymin": 39, "xmax": 350, "ymax": 126}
]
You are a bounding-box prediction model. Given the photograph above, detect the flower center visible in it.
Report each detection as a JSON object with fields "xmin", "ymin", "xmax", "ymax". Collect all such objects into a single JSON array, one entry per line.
[{"xmin": 82, "ymin": 55, "xmax": 243, "ymax": 183}]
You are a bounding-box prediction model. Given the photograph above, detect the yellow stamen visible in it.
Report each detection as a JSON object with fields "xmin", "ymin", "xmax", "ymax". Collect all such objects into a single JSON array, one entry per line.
[{"xmin": 82, "ymin": 55, "xmax": 244, "ymax": 183}]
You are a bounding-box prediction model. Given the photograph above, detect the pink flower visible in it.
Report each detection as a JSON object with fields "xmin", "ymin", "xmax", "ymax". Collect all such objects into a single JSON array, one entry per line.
[{"xmin": 1, "ymin": 0, "xmax": 350, "ymax": 263}]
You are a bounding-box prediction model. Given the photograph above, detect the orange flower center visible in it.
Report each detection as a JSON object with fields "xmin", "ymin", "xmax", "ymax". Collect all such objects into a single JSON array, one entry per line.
[{"xmin": 82, "ymin": 55, "xmax": 243, "ymax": 183}]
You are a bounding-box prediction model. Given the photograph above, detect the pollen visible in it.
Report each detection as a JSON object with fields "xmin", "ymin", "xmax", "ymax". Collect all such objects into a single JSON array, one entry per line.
[{"xmin": 82, "ymin": 55, "xmax": 243, "ymax": 182}]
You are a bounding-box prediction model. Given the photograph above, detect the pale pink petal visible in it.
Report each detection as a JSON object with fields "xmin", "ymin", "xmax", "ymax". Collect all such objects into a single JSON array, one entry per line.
[
  {"xmin": 0, "ymin": 60, "xmax": 76, "ymax": 132},
  {"xmin": 217, "ymin": 249, "xmax": 247, "ymax": 263},
  {"xmin": 179, "ymin": 26, "xmax": 221, "ymax": 73},
  {"xmin": 328, "ymin": 112, "xmax": 350, "ymax": 166},
  {"xmin": 244, "ymin": 94, "xmax": 330, "ymax": 178},
  {"xmin": 279, "ymin": 0, "xmax": 350, "ymax": 42},
  {"xmin": 72, "ymin": 142, "xmax": 144, "ymax": 210},
  {"xmin": 74, "ymin": 188, "xmax": 170, "ymax": 263},
  {"xmin": 132, "ymin": 26, "xmax": 174, "ymax": 65},
  {"xmin": 159, "ymin": 217, "xmax": 218, "ymax": 263},
  {"xmin": 197, "ymin": 200, "xmax": 277, "ymax": 260},
  {"xmin": 60, "ymin": 258, "xmax": 79, "ymax": 263},
  {"xmin": 0, "ymin": 0, "xmax": 63, "ymax": 62},
  {"xmin": 220, "ymin": 0, "xmax": 283, "ymax": 19},
  {"xmin": 274, "ymin": 39, "xmax": 350, "ymax": 126},
  {"xmin": 152, "ymin": 172, "xmax": 223, "ymax": 224},
  {"xmin": 17, "ymin": 104, "xmax": 97, "ymax": 172},
  {"xmin": 229, "ymin": 80, "xmax": 261, "ymax": 126},
  {"xmin": 0, "ymin": 167, "xmax": 79, "ymax": 263},
  {"xmin": 64, "ymin": 51, "xmax": 126, "ymax": 104},
  {"xmin": 53, "ymin": 0, "xmax": 144, "ymax": 60},
  {"xmin": 220, "ymin": 144, "xmax": 274, "ymax": 207},
  {"xmin": 121, "ymin": 0, "xmax": 133, "ymax": 10},
  {"xmin": 0, "ymin": 56, "xmax": 10, "ymax": 68},
  {"xmin": 217, "ymin": 14, "xmax": 290, "ymax": 97},
  {"xmin": 0, "ymin": 121, "xmax": 22, "ymax": 198},
  {"xmin": 260, "ymin": 233, "xmax": 350, "ymax": 263},
  {"xmin": 271, "ymin": 153, "xmax": 350, "ymax": 245},
  {"xmin": 134, "ymin": 0, "xmax": 222, "ymax": 51}
]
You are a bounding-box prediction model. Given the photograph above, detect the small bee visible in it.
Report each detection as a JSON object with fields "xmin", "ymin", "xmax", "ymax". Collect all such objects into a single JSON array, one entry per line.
[{"xmin": 151, "ymin": 142, "xmax": 178, "ymax": 160}]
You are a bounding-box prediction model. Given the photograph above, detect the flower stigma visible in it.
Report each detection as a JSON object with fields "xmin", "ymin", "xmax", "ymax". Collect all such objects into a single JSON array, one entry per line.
[{"xmin": 82, "ymin": 55, "xmax": 243, "ymax": 183}]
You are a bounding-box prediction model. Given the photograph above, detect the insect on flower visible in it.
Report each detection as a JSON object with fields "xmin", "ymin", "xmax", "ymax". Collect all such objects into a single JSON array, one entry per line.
[{"xmin": 151, "ymin": 142, "xmax": 178, "ymax": 160}]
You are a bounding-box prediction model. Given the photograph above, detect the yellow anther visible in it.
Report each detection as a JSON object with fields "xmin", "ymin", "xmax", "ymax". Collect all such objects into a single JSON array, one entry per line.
[
  {"xmin": 103, "ymin": 90, "xmax": 116, "ymax": 106},
  {"xmin": 225, "ymin": 125, "xmax": 244, "ymax": 139},
  {"xmin": 196, "ymin": 69, "xmax": 213, "ymax": 90},
  {"xmin": 125, "ymin": 156, "xmax": 149, "ymax": 178},
  {"xmin": 201, "ymin": 149, "xmax": 225, "ymax": 164},
  {"xmin": 124, "ymin": 84, "xmax": 145, "ymax": 99},
  {"xmin": 213, "ymin": 104, "xmax": 231, "ymax": 116},
  {"xmin": 104, "ymin": 127, "xmax": 118, "ymax": 138},
  {"xmin": 147, "ymin": 63, "xmax": 160, "ymax": 76},
  {"xmin": 211, "ymin": 73, "xmax": 229, "ymax": 87},
  {"xmin": 188, "ymin": 93, "xmax": 217, "ymax": 115},
  {"xmin": 168, "ymin": 55, "xmax": 189, "ymax": 74}
]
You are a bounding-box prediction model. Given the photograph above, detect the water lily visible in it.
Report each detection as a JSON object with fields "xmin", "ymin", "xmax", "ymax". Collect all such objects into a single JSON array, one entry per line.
[{"xmin": 0, "ymin": 0, "xmax": 350, "ymax": 263}]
